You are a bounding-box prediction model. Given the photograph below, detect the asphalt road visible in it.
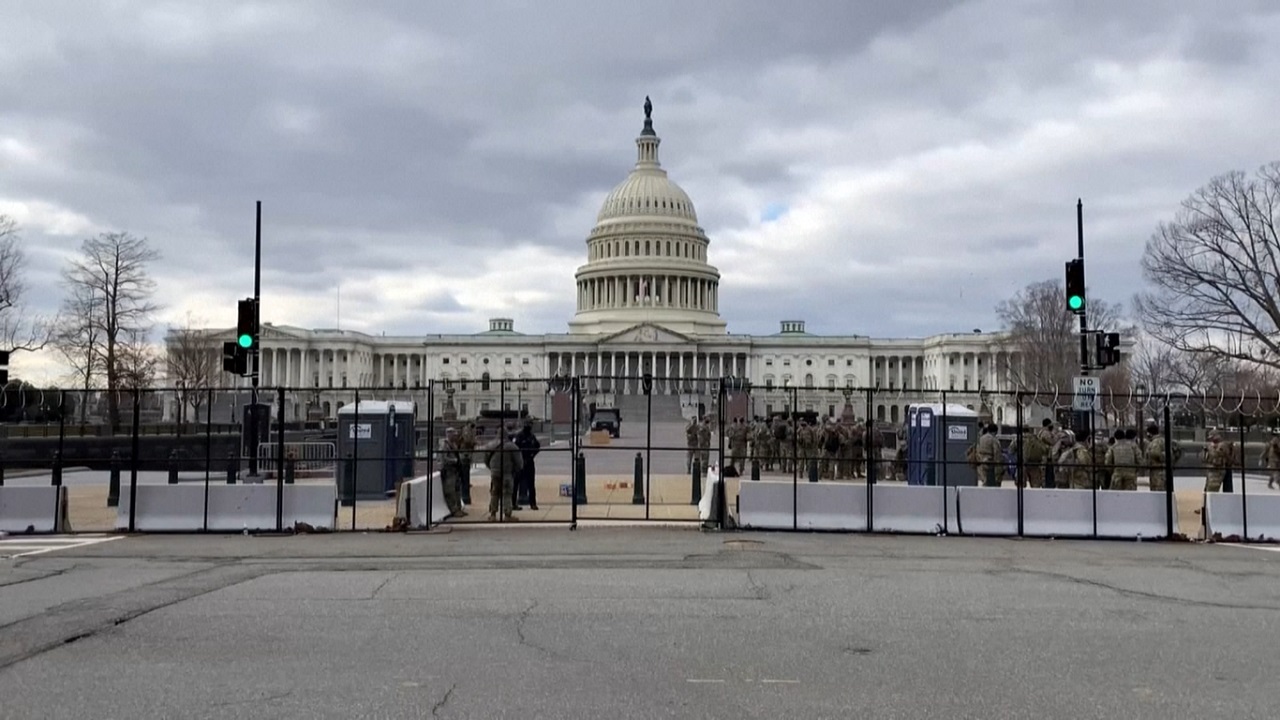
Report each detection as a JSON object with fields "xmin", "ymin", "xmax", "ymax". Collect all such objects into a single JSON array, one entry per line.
[{"xmin": 1, "ymin": 529, "xmax": 1278, "ymax": 719}]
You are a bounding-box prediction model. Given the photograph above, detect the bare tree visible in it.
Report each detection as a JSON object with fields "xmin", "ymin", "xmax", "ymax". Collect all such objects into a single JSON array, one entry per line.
[
  {"xmin": 116, "ymin": 328, "xmax": 160, "ymax": 391},
  {"xmin": 995, "ymin": 279, "xmax": 1124, "ymax": 400},
  {"xmin": 62, "ymin": 232, "xmax": 161, "ymax": 428},
  {"xmin": 52, "ymin": 282, "xmax": 104, "ymax": 422},
  {"xmin": 1136, "ymin": 162, "xmax": 1280, "ymax": 371},
  {"xmin": 166, "ymin": 314, "xmax": 218, "ymax": 425},
  {"xmin": 0, "ymin": 215, "xmax": 55, "ymax": 353}
]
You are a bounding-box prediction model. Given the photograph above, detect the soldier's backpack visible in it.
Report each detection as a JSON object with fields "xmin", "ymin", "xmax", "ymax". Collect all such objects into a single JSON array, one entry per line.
[
  {"xmin": 825, "ymin": 432, "xmax": 841, "ymax": 453},
  {"xmin": 774, "ymin": 424, "xmax": 787, "ymax": 441},
  {"xmin": 966, "ymin": 444, "xmax": 979, "ymax": 468},
  {"xmin": 1024, "ymin": 433, "xmax": 1047, "ymax": 463}
]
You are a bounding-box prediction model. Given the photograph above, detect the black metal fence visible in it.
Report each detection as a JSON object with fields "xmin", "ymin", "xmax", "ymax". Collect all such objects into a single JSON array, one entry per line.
[{"xmin": 0, "ymin": 380, "xmax": 1275, "ymax": 538}]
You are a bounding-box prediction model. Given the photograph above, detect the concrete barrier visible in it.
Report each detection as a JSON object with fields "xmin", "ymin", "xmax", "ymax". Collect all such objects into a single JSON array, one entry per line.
[
  {"xmin": 871, "ymin": 485, "xmax": 957, "ymax": 535},
  {"xmin": 954, "ymin": 487, "xmax": 1019, "ymax": 536},
  {"xmin": 396, "ymin": 472, "xmax": 450, "ymax": 528},
  {"xmin": 0, "ymin": 486, "xmax": 62, "ymax": 533},
  {"xmin": 1096, "ymin": 491, "xmax": 1171, "ymax": 539},
  {"xmin": 118, "ymin": 484, "xmax": 338, "ymax": 532},
  {"xmin": 797, "ymin": 482, "xmax": 867, "ymax": 531},
  {"xmin": 1022, "ymin": 490, "xmax": 1094, "ymax": 538},
  {"xmin": 738, "ymin": 480, "xmax": 796, "ymax": 529},
  {"xmin": 1206, "ymin": 493, "xmax": 1280, "ymax": 542}
]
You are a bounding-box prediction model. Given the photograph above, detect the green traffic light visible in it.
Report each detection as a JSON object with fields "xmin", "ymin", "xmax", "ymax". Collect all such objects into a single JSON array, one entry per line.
[
  {"xmin": 237, "ymin": 334, "xmax": 253, "ymax": 348},
  {"xmin": 1068, "ymin": 295, "xmax": 1083, "ymax": 311}
]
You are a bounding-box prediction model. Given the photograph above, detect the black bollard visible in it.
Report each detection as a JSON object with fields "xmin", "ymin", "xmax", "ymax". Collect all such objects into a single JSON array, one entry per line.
[
  {"xmin": 632, "ymin": 453, "xmax": 645, "ymax": 504},
  {"xmin": 690, "ymin": 459, "xmax": 702, "ymax": 505},
  {"xmin": 0, "ymin": 456, "xmax": 5, "ymax": 487},
  {"xmin": 107, "ymin": 451, "xmax": 121, "ymax": 507},
  {"xmin": 226, "ymin": 450, "xmax": 238, "ymax": 484},
  {"xmin": 574, "ymin": 452, "xmax": 588, "ymax": 505},
  {"xmin": 808, "ymin": 458, "xmax": 819, "ymax": 483},
  {"xmin": 167, "ymin": 449, "xmax": 179, "ymax": 485},
  {"xmin": 284, "ymin": 456, "xmax": 296, "ymax": 485},
  {"xmin": 751, "ymin": 459, "xmax": 760, "ymax": 481},
  {"xmin": 51, "ymin": 451, "xmax": 63, "ymax": 487}
]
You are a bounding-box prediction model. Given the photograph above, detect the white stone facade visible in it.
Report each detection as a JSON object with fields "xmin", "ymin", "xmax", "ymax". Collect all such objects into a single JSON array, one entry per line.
[{"xmin": 175, "ymin": 105, "xmax": 1028, "ymax": 425}]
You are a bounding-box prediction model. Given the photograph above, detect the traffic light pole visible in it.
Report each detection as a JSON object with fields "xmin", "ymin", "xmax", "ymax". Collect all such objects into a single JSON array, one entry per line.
[
  {"xmin": 249, "ymin": 200, "xmax": 262, "ymax": 476},
  {"xmin": 1075, "ymin": 199, "xmax": 1091, "ymax": 441}
]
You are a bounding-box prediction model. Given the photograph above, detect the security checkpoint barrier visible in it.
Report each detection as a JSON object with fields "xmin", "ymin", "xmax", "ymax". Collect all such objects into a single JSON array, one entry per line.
[
  {"xmin": 870, "ymin": 485, "xmax": 958, "ymax": 535},
  {"xmin": 738, "ymin": 480, "xmax": 798, "ymax": 530},
  {"xmin": 1021, "ymin": 490, "xmax": 1096, "ymax": 538},
  {"xmin": 1020, "ymin": 489, "xmax": 1174, "ymax": 539},
  {"xmin": 117, "ymin": 484, "xmax": 338, "ymax": 532},
  {"xmin": 953, "ymin": 487, "xmax": 1019, "ymax": 536},
  {"xmin": 796, "ymin": 482, "xmax": 867, "ymax": 531},
  {"xmin": 396, "ymin": 472, "xmax": 450, "ymax": 529},
  {"xmin": 257, "ymin": 442, "xmax": 337, "ymax": 473},
  {"xmin": 1095, "ymin": 490, "xmax": 1171, "ymax": 539},
  {"xmin": 1205, "ymin": 493, "xmax": 1280, "ymax": 542},
  {"xmin": 0, "ymin": 486, "xmax": 64, "ymax": 534}
]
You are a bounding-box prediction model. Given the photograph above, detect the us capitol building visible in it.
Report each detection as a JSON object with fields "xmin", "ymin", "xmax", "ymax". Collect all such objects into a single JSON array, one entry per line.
[{"xmin": 180, "ymin": 102, "xmax": 1024, "ymax": 426}]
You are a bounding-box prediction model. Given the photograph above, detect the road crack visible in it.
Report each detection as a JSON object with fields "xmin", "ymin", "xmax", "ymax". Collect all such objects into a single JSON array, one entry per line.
[
  {"xmin": 431, "ymin": 683, "xmax": 457, "ymax": 718},
  {"xmin": 1010, "ymin": 567, "xmax": 1280, "ymax": 611},
  {"xmin": 369, "ymin": 572, "xmax": 401, "ymax": 599}
]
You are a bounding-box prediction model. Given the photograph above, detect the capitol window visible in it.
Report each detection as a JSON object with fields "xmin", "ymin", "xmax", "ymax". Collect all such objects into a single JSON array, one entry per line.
[
  {"xmin": 828, "ymin": 359, "xmax": 835, "ymax": 366},
  {"xmin": 504, "ymin": 357, "xmax": 512, "ymax": 365},
  {"xmin": 443, "ymin": 358, "xmax": 450, "ymax": 364}
]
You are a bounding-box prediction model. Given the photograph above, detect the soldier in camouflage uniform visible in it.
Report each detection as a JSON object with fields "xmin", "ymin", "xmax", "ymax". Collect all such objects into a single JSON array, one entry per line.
[
  {"xmin": 975, "ymin": 424, "xmax": 1003, "ymax": 487},
  {"xmin": 819, "ymin": 420, "xmax": 843, "ymax": 479},
  {"xmin": 437, "ymin": 427, "xmax": 466, "ymax": 517},
  {"xmin": 1019, "ymin": 427, "xmax": 1048, "ymax": 488},
  {"xmin": 1144, "ymin": 424, "xmax": 1180, "ymax": 492},
  {"xmin": 458, "ymin": 422, "xmax": 477, "ymax": 505},
  {"xmin": 753, "ymin": 418, "xmax": 772, "ymax": 472},
  {"xmin": 849, "ymin": 421, "xmax": 866, "ymax": 479},
  {"xmin": 773, "ymin": 416, "xmax": 792, "ymax": 473},
  {"xmin": 1203, "ymin": 433, "xmax": 1228, "ymax": 492},
  {"xmin": 685, "ymin": 416, "xmax": 700, "ymax": 472},
  {"xmin": 1056, "ymin": 432, "xmax": 1094, "ymax": 489},
  {"xmin": 1104, "ymin": 428, "xmax": 1140, "ymax": 491},
  {"xmin": 697, "ymin": 416, "xmax": 713, "ymax": 471},
  {"xmin": 728, "ymin": 418, "xmax": 749, "ymax": 474},
  {"xmin": 1036, "ymin": 419, "xmax": 1059, "ymax": 488},
  {"xmin": 867, "ymin": 420, "xmax": 884, "ymax": 481},
  {"xmin": 1262, "ymin": 433, "xmax": 1280, "ymax": 489}
]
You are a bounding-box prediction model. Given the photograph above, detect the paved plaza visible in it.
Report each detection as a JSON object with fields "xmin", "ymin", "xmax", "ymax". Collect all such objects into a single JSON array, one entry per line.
[{"xmin": 1, "ymin": 529, "xmax": 1279, "ymax": 718}]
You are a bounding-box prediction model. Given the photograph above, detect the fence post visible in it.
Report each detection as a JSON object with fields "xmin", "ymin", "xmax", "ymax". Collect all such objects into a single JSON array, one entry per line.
[
  {"xmin": 128, "ymin": 389, "xmax": 141, "ymax": 533},
  {"xmin": 276, "ymin": 386, "xmax": 286, "ymax": 533},
  {"xmin": 107, "ymin": 451, "xmax": 121, "ymax": 507},
  {"xmin": 1163, "ymin": 404, "xmax": 1174, "ymax": 538},
  {"xmin": 574, "ymin": 452, "xmax": 587, "ymax": 505},
  {"xmin": 167, "ymin": 449, "xmax": 179, "ymax": 484},
  {"xmin": 632, "ymin": 452, "xmax": 644, "ymax": 504},
  {"xmin": 1015, "ymin": 393, "xmax": 1024, "ymax": 538},
  {"xmin": 1238, "ymin": 416, "xmax": 1248, "ymax": 540},
  {"xmin": 751, "ymin": 459, "xmax": 760, "ymax": 481},
  {"xmin": 226, "ymin": 450, "xmax": 238, "ymax": 484},
  {"xmin": 50, "ymin": 451, "xmax": 63, "ymax": 487},
  {"xmin": 807, "ymin": 457, "xmax": 818, "ymax": 483},
  {"xmin": 866, "ymin": 388, "xmax": 875, "ymax": 533},
  {"xmin": 285, "ymin": 454, "xmax": 296, "ymax": 485},
  {"xmin": 690, "ymin": 458, "xmax": 701, "ymax": 505}
]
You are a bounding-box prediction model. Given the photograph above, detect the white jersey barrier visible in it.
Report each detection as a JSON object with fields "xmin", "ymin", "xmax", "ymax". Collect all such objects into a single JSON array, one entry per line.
[
  {"xmin": 953, "ymin": 487, "xmax": 1019, "ymax": 536},
  {"xmin": 1205, "ymin": 493, "xmax": 1280, "ymax": 542},
  {"xmin": 117, "ymin": 484, "xmax": 337, "ymax": 532},
  {"xmin": 396, "ymin": 472, "xmax": 450, "ymax": 528},
  {"xmin": 0, "ymin": 486, "xmax": 64, "ymax": 533},
  {"xmin": 871, "ymin": 485, "xmax": 957, "ymax": 535},
  {"xmin": 737, "ymin": 481, "xmax": 1178, "ymax": 538}
]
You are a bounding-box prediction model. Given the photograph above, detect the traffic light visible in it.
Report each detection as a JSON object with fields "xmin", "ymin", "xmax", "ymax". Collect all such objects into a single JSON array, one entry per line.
[
  {"xmin": 1095, "ymin": 332, "xmax": 1121, "ymax": 368},
  {"xmin": 236, "ymin": 298, "xmax": 258, "ymax": 349},
  {"xmin": 1065, "ymin": 259, "xmax": 1085, "ymax": 314},
  {"xmin": 222, "ymin": 341, "xmax": 248, "ymax": 375}
]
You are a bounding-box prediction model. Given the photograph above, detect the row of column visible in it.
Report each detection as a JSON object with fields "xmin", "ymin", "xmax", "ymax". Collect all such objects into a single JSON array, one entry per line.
[
  {"xmin": 259, "ymin": 347, "xmax": 359, "ymax": 389},
  {"xmin": 549, "ymin": 350, "xmax": 747, "ymax": 393},
  {"xmin": 577, "ymin": 274, "xmax": 717, "ymax": 312}
]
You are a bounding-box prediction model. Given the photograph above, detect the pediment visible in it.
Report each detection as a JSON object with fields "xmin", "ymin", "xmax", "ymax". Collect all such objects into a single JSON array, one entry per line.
[{"xmin": 600, "ymin": 323, "xmax": 694, "ymax": 345}]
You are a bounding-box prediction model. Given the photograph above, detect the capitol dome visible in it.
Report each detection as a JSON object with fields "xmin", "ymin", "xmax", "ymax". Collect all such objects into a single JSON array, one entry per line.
[{"xmin": 568, "ymin": 98, "xmax": 726, "ymax": 337}]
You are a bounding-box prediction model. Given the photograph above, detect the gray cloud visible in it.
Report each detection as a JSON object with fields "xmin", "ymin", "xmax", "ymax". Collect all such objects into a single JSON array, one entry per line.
[{"xmin": 3, "ymin": 0, "xmax": 1280, "ymax": 382}]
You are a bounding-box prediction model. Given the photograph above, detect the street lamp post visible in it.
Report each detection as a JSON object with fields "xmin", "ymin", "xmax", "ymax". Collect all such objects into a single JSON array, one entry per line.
[{"xmin": 1135, "ymin": 383, "xmax": 1149, "ymax": 448}]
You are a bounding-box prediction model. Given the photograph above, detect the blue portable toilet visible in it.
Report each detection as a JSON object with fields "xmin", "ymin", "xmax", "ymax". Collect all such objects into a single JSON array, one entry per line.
[
  {"xmin": 337, "ymin": 400, "xmax": 418, "ymax": 501},
  {"xmin": 906, "ymin": 403, "xmax": 980, "ymax": 487}
]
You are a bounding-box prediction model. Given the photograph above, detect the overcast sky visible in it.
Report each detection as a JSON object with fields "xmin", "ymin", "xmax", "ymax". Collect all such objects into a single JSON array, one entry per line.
[{"xmin": 4, "ymin": 0, "xmax": 1278, "ymax": 383}]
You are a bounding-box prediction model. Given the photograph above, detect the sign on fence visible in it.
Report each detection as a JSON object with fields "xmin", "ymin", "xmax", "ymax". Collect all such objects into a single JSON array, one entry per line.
[
  {"xmin": 348, "ymin": 423, "xmax": 372, "ymax": 440},
  {"xmin": 1072, "ymin": 376, "xmax": 1098, "ymax": 411}
]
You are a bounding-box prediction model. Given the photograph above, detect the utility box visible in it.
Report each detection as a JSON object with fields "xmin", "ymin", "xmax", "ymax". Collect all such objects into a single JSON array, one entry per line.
[
  {"xmin": 905, "ymin": 404, "xmax": 980, "ymax": 487},
  {"xmin": 336, "ymin": 401, "xmax": 417, "ymax": 503},
  {"xmin": 241, "ymin": 402, "xmax": 272, "ymax": 455}
]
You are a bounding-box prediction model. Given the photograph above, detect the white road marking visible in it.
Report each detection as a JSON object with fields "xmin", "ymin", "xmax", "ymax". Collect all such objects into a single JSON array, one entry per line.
[
  {"xmin": 0, "ymin": 534, "xmax": 122, "ymax": 559},
  {"xmin": 686, "ymin": 679, "xmax": 725, "ymax": 684},
  {"xmin": 1221, "ymin": 543, "xmax": 1280, "ymax": 553},
  {"xmin": 760, "ymin": 679, "xmax": 801, "ymax": 684}
]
